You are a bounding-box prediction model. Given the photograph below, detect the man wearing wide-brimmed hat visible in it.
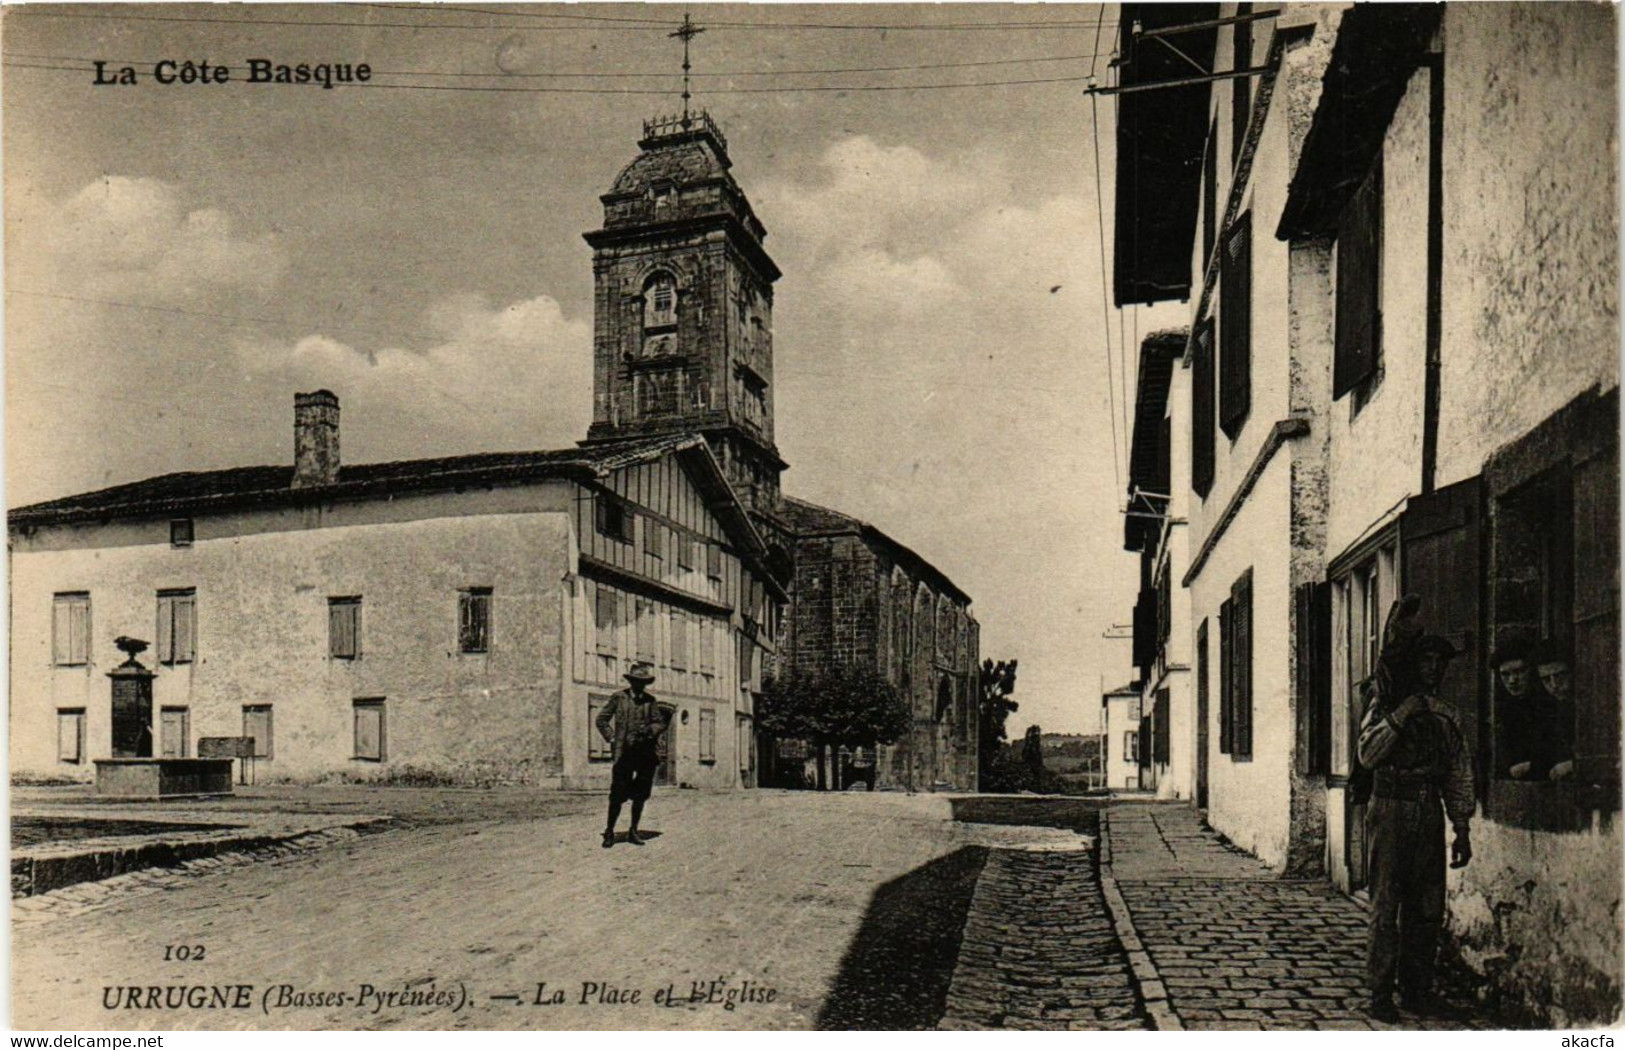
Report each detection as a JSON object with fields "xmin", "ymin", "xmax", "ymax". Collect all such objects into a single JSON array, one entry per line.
[
  {"xmin": 1357, "ymin": 620, "xmax": 1475, "ymax": 1021},
  {"xmin": 595, "ymin": 660, "xmax": 675, "ymax": 849}
]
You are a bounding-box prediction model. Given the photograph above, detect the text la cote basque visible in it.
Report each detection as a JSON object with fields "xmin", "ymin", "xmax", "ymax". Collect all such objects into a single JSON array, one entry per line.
[{"xmin": 93, "ymin": 60, "xmax": 371, "ymax": 88}]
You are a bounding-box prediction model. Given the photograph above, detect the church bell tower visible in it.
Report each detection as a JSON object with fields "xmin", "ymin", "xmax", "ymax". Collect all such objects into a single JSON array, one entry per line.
[{"xmin": 582, "ymin": 110, "xmax": 787, "ymax": 522}]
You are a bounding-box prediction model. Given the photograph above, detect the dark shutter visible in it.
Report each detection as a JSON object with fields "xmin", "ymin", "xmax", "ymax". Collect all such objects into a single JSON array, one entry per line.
[
  {"xmin": 1296, "ymin": 581, "xmax": 1333, "ymax": 776},
  {"xmin": 1220, "ymin": 214, "xmax": 1252, "ymax": 438},
  {"xmin": 1138, "ymin": 715, "xmax": 1152, "ymax": 769},
  {"xmin": 1231, "ymin": 571, "xmax": 1254, "ymax": 759},
  {"xmin": 1399, "ymin": 475, "xmax": 1484, "ymax": 788},
  {"xmin": 1231, "ymin": 6, "xmax": 1253, "ymax": 166},
  {"xmin": 1572, "ymin": 438, "xmax": 1620, "ymax": 804},
  {"xmin": 1196, "ymin": 620, "xmax": 1210, "ymax": 807},
  {"xmin": 1219, "ymin": 598, "xmax": 1234, "ymax": 754},
  {"xmin": 1154, "ymin": 688, "xmax": 1171, "ymax": 764},
  {"xmin": 1192, "ymin": 319, "xmax": 1216, "ymax": 498},
  {"xmin": 1133, "ymin": 588, "xmax": 1156, "ymax": 678},
  {"xmin": 1334, "ymin": 158, "xmax": 1383, "ymax": 398}
]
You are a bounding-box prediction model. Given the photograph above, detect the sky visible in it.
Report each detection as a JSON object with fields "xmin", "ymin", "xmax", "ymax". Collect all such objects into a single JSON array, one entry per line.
[{"xmin": 3, "ymin": 3, "xmax": 1188, "ymax": 737}]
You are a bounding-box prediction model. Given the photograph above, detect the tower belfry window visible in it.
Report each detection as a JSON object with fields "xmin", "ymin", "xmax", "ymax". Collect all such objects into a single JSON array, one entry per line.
[{"xmin": 645, "ymin": 274, "xmax": 677, "ymax": 329}]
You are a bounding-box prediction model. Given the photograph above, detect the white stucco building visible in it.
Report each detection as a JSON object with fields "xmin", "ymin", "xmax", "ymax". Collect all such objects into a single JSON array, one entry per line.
[
  {"xmin": 1113, "ymin": 1, "xmax": 1619, "ymax": 1024},
  {"xmin": 11, "ymin": 397, "xmax": 782, "ymax": 790}
]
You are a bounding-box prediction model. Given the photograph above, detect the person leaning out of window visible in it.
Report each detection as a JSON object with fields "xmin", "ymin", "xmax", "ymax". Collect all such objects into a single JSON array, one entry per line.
[{"xmin": 1494, "ymin": 637, "xmax": 1576, "ymax": 782}]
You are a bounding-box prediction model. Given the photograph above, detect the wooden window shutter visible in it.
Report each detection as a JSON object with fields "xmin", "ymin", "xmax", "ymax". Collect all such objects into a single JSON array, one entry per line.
[
  {"xmin": 1335, "ymin": 157, "xmax": 1383, "ymax": 398},
  {"xmin": 1231, "ymin": 6, "xmax": 1253, "ymax": 166},
  {"xmin": 1155, "ymin": 688, "xmax": 1171, "ymax": 764},
  {"xmin": 1295, "ymin": 581, "xmax": 1333, "ymax": 776},
  {"xmin": 1220, "ymin": 214, "xmax": 1252, "ymax": 438},
  {"xmin": 1221, "ymin": 605, "xmax": 1232, "ymax": 755},
  {"xmin": 1232, "ymin": 571, "xmax": 1254, "ymax": 759},
  {"xmin": 1192, "ymin": 319, "xmax": 1216, "ymax": 498},
  {"xmin": 1572, "ymin": 438, "xmax": 1620, "ymax": 804},
  {"xmin": 157, "ymin": 594, "xmax": 173, "ymax": 664},
  {"xmin": 1399, "ymin": 476, "xmax": 1485, "ymax": 791}
]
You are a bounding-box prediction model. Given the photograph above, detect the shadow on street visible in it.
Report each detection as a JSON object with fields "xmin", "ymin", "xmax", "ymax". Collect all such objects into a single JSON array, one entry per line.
[{"xmin": 816, "ymin": 845, "xmax": 989, "ymax": 1030}]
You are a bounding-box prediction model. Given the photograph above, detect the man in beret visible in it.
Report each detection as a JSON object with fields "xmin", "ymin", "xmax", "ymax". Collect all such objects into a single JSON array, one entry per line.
[
  {"xmin": 596, "ymin": 660, "xmax": 676, "ymax": 849},
  {"xmin": 1357, "ymin": 629, "xmax": 1475, "ymax": 1021}
]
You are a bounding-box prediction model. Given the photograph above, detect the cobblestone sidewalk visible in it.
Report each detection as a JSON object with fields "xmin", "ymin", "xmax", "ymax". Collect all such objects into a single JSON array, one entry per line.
[
  {"xmin": 1103, "ymin": 803, "xmax": 1491, "ymax": 1031},
  {"xmin": 939, "ymin": 846, "xmax": 1147, "ymax": 1031}
]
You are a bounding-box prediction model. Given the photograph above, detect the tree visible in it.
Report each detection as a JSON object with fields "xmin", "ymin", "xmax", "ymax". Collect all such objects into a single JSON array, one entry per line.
[
  {"xmin": 759, "ymin": 665, "xmax": 911, "ymax": 790},
  {"xmin": 978, "ymin": 658, "xmax": 1020, "ymax": 786},
  {"xmin": 1021, "ymin": 725, "xmax": 1045, "ymax": 781}
]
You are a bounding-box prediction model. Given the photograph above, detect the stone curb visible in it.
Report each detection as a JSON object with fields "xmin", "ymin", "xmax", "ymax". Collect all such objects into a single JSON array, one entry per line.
[
  {"xmin": 1098, "ymin": 810, "xmax": 1185, "ymax": 1032},
  {"xmin": 11, "ymin": 817, "xmax": 390, "ymax": 898}
]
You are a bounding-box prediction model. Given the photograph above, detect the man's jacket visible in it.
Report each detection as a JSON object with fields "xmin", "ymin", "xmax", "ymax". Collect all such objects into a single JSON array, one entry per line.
[
  {"xmin": 1357, "ymin": 694, "xmax": 1475, "ymax": 830},
  {"xmin": 596, "ymin": 688, "xmax": 675, "ymax": 762}
]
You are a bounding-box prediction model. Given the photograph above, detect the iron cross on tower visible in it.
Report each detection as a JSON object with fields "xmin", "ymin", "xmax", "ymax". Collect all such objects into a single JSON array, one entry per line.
[{"xmin": 670, "ymin": 12, "xmax": 706, "ymax": 126}]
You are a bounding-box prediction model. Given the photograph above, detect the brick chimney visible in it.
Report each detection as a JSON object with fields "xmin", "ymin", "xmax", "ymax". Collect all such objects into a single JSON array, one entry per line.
[{"xmin": 292, "ymin": 390, "xmax": 340, "ymax": 488}]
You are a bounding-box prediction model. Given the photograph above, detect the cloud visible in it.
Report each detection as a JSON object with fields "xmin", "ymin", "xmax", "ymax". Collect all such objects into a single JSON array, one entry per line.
[
  {"xmin": 236, "ymin": 292, "xmax": 593, "ymax": 462},
  {"xmin": 16, "ymin": 176, "xmax": 286, "ymax": 303}
]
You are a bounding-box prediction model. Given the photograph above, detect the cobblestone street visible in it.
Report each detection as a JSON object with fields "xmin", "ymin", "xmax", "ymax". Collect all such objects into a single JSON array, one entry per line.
[
  {"xmin": 11, "ymin": 790, "xmax": 1505, "ymax": 1031},
  {"xmin": 1104, "ymin": 803, "xmax": 1491, "ymax": 1031}
]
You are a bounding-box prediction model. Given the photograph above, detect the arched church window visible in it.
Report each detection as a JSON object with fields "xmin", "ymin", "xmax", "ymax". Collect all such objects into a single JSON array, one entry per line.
[{"xmin": 644, "ymin": 273, "xmax": 677, "ymax": 330}]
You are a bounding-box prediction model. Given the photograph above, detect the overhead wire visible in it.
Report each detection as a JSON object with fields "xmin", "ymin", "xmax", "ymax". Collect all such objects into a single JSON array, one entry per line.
[
  {"xmin": 12, "ymin": 6, "xmax": 1118, "ymax": 34},
  {"xmin": 6, "ymin": 49, "xmax": 1109, "ymax": 80}
]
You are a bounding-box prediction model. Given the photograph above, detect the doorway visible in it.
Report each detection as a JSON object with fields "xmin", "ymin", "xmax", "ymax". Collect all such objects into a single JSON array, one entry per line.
[{"xmin": 160, "ymin": 707, "xmax": 190, "ymax": 758}]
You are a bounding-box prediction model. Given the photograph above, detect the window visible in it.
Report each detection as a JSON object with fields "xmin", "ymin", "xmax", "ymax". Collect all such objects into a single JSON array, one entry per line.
[
  {"xmin": 596, "ymin": 495, "xmax": 632, "ymax": 543},
  {"xmin": 699, "ymin": 708, "xmax": 716, "ymax": 763},
  {"xmin": 170, "ymin": 518, "xmax": 194, "ymax": 548},
  {"xmin": 588, "ymin": 694, "xmax": 613, "ymax": 762},
  {"xmin": 1192, "ymin": 319, "xmax": 1216, "ymax": 498},
  {"xmin": 1219, "ymin": 214, "xmax": 1252, "ymax": 439},
  {"xmin": 646, "ymin": 521, "xmax": 664, "ymax": 560},
  {"xmin": 1125, "ymin": 731, "xmax": 1138, "ymax": 763},
  {"xmin": 671, "ymin": 610, "xmax": 689, "ymax": 670},
  {"xmin": 1231, "ymin": 5, "xmax": 1254, "ymax": 166},
  {"xmin": 644, "ymin": 273, "xmax": 677, "ymax": 329},
  {"xmin": 594, "ymin": 587, "xmax": 620, "ymax": 655},
  {"xmin": 52, "ymin": 592, "xmax": 90, "ymax": 667},
  {"xmin": 635, "ymin": 598, "xmax": 657, "ymax": 662},
  {"xmin": 1221, "ymin": 569, "xmax": 1255, "ymax": 760},
  {"xmin": 353, "ymin": 699, "xmax": 385, "ymax": 762},
  {"xmin": 678, "ymin": 533, "xmax": 695, "ymax": 571},
  {"xmin": 459, "ymin": 588, "xmax": 492, "ymax": 653},
  {"xmin": 705, "ymin": 542, "xmax": 722, "ymax": 580},
  {"xmin": 329, "ymin": 597, "xmax": 361, "ymax": 659},
  {"xmin": 697, "ymin": 617, "xmax": 715, "ymax": 675},
  {"xmin": 57, "ymin": 709, "xmax": 85, "ymax": 764},
  {"xmin": 1335, "ymin": 156, "xmax": 1383, "ymax": 401},
  {"xmin": 156, "ymin": 588, "xmax": 196, "ymax": 665},
  {"xmin": 243, "ymin": 704, "xmax": 273, "ymax": 759}
]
